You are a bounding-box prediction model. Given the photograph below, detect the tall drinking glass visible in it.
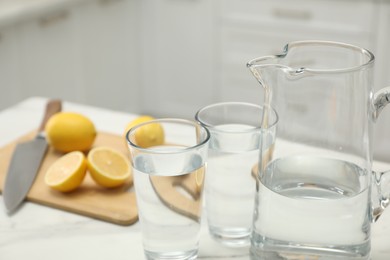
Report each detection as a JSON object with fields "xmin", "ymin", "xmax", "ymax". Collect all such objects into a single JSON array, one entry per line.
[
  {"xmin": 127, "ymin": 118, "xmax": 210, "ymax": 260},
  {"xmin": 195, "ymin": 102, "xmax": 278, "ymax": 247}
]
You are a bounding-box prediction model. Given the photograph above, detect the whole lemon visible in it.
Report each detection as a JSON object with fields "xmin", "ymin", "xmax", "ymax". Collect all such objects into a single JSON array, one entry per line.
[
  {"xmin": 124, "ymin": 115, "xmax": 155, "ymax": 137},
  {"xmin": 45, "ymin": 112, "xmax": 97, "ymax": 152},
  {"xmin": 124, "ymin": 116, "xmax": 164, "ymax": 148}
]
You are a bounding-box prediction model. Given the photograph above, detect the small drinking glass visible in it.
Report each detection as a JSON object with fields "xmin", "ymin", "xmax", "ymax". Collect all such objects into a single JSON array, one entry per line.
[
  {"xmin": 127, "ymin": 118, "xmax": 210, "ymax": 260},
  {"xmin": 195, "ymin": 102, "xmax": 278, "ymax": 247}
]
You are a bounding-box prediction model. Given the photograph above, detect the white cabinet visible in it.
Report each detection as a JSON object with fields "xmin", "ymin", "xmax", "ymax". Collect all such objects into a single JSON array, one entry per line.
[
  {"xmin": 373, "ymin": 0, "xmax": 390, "ymax": 162},
  {"xmin": 216, "ymin": 0, "xmax": 390, "ymax": 162},
  {"xmin": 74, "ymin": 0, "xmax": 141, "ymax": 113},
  {"xmin": 139, "ymin": 0, "xmax": 215, "ymax": 119},
  {"xmin": 374, "ymin": 0, "xmax": 390, "ymax": 91},
  {"xmin": 217, "ymin": 0, "xmax": 377, "ymax": 104},
  {"xmin": 17, "ymin": 8, "xmax": 85, "ymax": 104},
  {"xmin": 0, "ymin": 0, "xmax": 141, "ymax": 112},
  {"xmin": 0, "ymin": 26, "xmax": 21, "ymax": 109},
  {"xmin": 0, "ymin": 9, "xmax": 83, "ymax": 111}
]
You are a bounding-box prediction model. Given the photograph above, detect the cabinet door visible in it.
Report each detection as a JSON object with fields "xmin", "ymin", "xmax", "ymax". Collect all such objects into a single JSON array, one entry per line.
[
  {"xmin": 17, "ymin": 8, "xmax": 85, "ymax": 103},
  {"xmin": 373, "ymin": 1, "xmax": 390, "ymax": 162},
  {"xmin": 374, "ymin": 1, "xmax": 390, "ymax": 91},
  {"xmin": 140, "ymin": 0, "xmax": 215, "ymax": 118},
  {"xmin": 0, "ymin": 27, "xmax": 21, "ymax": 110},
  {"xmin": 74, "ymin": 0, "xmax": 141, "ymax": 113},
  {"xmin": 218, "ymin": 0, "xmax": 376, "ymax": 104}
]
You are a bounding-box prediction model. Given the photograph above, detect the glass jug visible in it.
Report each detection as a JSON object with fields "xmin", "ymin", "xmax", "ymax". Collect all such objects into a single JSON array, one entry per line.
[{"xmin": 247, "ymin": 41, "xmax": 390, "ymax": 260}]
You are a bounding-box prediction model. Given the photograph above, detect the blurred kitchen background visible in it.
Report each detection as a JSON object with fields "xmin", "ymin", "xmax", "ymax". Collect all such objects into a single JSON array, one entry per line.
[{"xmin": 0, "ymin": 0, "xmax": 389, "ymax": 161}]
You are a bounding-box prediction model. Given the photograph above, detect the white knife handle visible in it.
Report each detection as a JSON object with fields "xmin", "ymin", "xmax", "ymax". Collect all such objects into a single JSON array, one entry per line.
[{"xmin": 37, "ymin": 100, "xmax": 62, "ymax": 134}]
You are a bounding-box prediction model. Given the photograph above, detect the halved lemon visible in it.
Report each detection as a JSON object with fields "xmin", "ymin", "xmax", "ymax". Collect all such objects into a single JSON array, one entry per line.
[
  {"xmin": 87, "ymin": 147, "xmax": 132, "ymax": 188},
  {"xmin": 44, "ymin": 151, "xmax": 87, "ymax": 192}
]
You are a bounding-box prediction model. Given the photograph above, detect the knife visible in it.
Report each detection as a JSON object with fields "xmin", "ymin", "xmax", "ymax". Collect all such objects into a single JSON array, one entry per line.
[{"xmin": 3, "ymin": 99, "xmax": 62, "ymax": 213}]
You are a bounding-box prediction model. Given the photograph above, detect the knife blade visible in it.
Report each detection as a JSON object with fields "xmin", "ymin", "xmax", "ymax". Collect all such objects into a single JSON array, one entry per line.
[{"xmin": 3, "ymin": 99, "xmax": 62, "ymax": 213}]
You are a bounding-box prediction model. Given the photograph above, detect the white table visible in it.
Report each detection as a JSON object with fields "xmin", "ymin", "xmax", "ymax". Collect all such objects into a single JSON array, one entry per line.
[{"xmin": 0, "ymin": 97, "xmax": 389, "ymax": 260}]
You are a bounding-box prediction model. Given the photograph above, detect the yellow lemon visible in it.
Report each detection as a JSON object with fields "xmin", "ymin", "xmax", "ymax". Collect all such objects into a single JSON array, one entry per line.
[
  {"xmin": 124, "ymin": 115, "xmax": 155, "ymax": 137},
  {"xmin": 45, "ymin": 112, "xmax": 97, "ymax": 153},
  {"xmin": 44, "ymin": 151, "xmax": 87, "ymax": 192},
  {"xmin": 124, "ymin": 116, "xmax": 164, "ymax": 148},
  {"xmin": 87, "ymin": 147, "xmax": 132, "ymax": 188}
]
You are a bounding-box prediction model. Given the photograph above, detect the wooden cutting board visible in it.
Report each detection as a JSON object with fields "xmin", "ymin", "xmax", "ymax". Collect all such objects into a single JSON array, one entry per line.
[{"xmin": 0, "ymin": 131, "xmax": 138, "ymax": 226}]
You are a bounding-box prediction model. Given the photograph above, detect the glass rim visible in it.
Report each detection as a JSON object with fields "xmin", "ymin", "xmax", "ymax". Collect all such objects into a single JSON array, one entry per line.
[
  {"xmin": 126, "ymin": 118, "xmax": 210, "ymax": 153},
  {"xmin": 195, "ymin": 101, "xmax": 278, "ymax": 133},
  {"xmin": 246, "ymin": 40, "xmax": 375, "ymax": 74}
]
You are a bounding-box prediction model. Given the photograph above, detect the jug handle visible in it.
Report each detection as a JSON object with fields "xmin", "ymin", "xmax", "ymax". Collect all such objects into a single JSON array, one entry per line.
[
  {"xmin": 372, "ymin": 87, "xmax": 390, "ymax": 222},
  {"xmin": 373, "ymin": 87, "xmax": 390, "ymax": 120},
  {"xmin": 373, "ymin": 171, "xmax": 390, "ymax": 222}
]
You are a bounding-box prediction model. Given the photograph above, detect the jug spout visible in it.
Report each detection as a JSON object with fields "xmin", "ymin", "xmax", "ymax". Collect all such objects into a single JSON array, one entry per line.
[
  {"xmin": 372, "ymin": 170, "xmax": 390, "ymax": 222},
  {"xmin": 246, "ymin": 56, "xmax": 279, "ymax": 101},
  {"xmin": 247, "ymin": 55, "xmax": 286, "ymax": 129},
  {"xmin": 246, "ymin": 55, "xmax": 285, "ymax": 94}
]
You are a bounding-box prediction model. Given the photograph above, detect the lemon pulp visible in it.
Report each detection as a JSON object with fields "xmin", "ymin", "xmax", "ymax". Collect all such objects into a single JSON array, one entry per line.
[
  {"xmin": 87, "ymin": 147, "xmax": 132, "ymax": 188},
  {"xmin": 45, "ymin": 151, "xmax": 87, "ymax": 192}
]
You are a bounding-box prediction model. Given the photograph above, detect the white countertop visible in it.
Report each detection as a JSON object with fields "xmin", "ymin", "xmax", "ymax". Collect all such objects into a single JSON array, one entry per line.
[{"xmin": 0, "ymin": 97, "xmax": 390, "ymax": 260}]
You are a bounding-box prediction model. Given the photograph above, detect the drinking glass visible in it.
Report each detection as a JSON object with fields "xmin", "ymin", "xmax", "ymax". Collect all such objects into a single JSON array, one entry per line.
[
  {"xmin": 127, "ymin": 118, "xmax": 210, "ymax": 260},
  {"xmin": 195, "ymin": 102, "xmax": 278, "ymax": 247}
]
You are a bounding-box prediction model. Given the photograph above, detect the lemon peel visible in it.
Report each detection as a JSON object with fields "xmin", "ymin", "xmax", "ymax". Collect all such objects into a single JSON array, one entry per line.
[{"xmin": 45, "ymin": 112, "xmax": 96, "ymax": 153}]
